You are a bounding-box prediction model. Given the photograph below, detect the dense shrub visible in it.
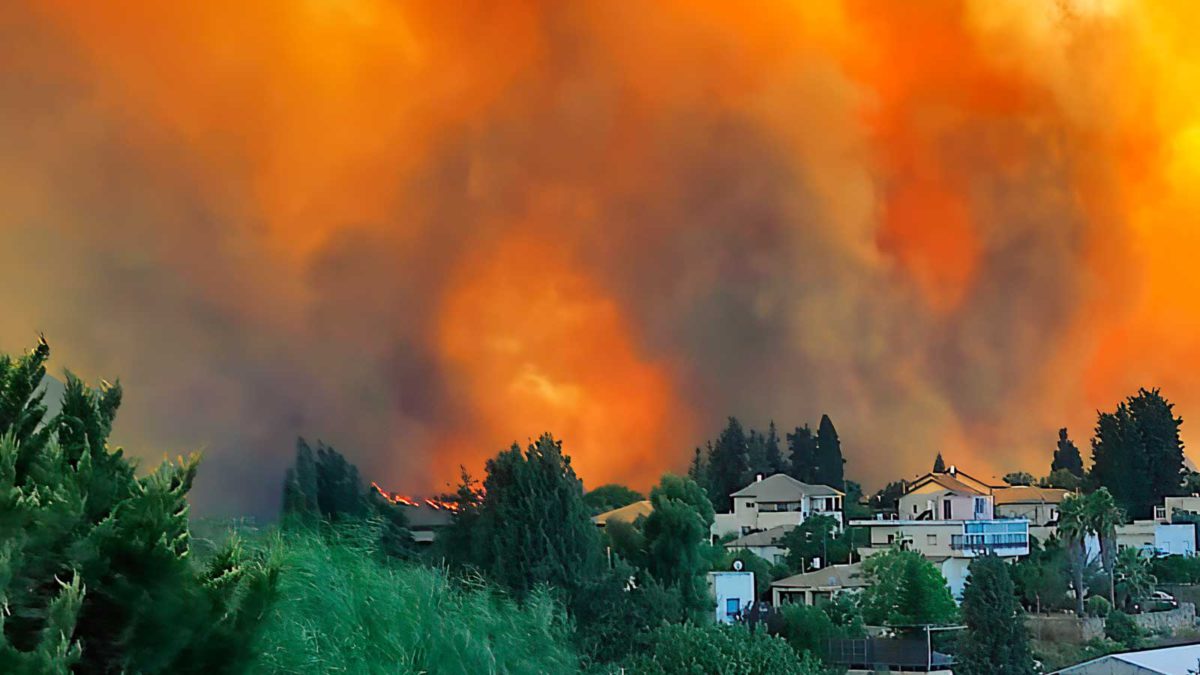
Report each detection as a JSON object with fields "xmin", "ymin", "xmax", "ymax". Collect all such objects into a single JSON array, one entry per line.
[
  {"xmin": 623, "ymin": 622, "xmax": 823, "ymax": 674},
  {"xmin": 1086, "ymin": 595, "xmax": 1112, "ymax": 618},
  {"xmin": 1104, "ymin": 611, "xmax": 1143, "ymax": 650},
  {"xmin": 249, "ymin": 529, "xmax": 577, "ymax": 674},
  {"xmin": 1150, "ymin": 554, "xmax": 1200, "ymax": 584}
]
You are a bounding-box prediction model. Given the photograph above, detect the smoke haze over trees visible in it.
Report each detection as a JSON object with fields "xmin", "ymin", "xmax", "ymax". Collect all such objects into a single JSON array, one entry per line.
[{"xmin": 5, "ymin": 2, "xmax": 1200, "ymax": 515}]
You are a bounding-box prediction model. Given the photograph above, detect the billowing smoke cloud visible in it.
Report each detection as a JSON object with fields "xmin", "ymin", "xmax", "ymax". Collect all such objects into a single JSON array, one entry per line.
[{"xmin": 3, "ymin": 0, "xmax": 1199, "ymax": 517}]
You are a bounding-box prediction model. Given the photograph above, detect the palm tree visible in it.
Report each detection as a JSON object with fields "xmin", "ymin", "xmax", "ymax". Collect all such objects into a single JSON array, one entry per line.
[
  {"xmin": 1085, "ymin": 488, "xmax": 1124, "ymax": 606},
  {"xmin": 1115, "ymin": 547, "xmax": 1156, "ymax": 611},
  {"xmin": 1058, "ymin": 494, "xmax": 1089, "ymax": 617}
]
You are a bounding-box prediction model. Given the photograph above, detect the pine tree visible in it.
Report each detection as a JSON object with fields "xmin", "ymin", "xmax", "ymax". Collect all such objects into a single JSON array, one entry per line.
[
  {"xmin": 814, "ymin": 414, "xmax": 845, "ymax": 489},
  {"xmin": 1051, "ymin": 428, "xmax": 1085, "ymax": 478},
  {"xmin": 746, "ymin": 429, "xmax": 768, "ymax": 479},
  {"xmin": 0, "ymin": 341, "xmax": 276, "ymax": 673},
  {"xmin": 707, "ymin": 418, "xmax": 751, "ymax": 512},
  {"xmin": 933, "ymin": 452, "xmax": 946, "ymax": 473},
  {"xmin": 957, "ymin": 554, "xmax": 1035, "ymax": 675},
  {"xmin": 787, "ymin": 425, "xmax": 818, "ymax": 483},
  {"xmin": 687, "ymin": 445, "xmax": 709, "ymax": 493}
]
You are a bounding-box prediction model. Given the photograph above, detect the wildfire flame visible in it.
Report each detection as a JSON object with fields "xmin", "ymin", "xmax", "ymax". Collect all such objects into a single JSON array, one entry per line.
[{"xmin": 371, "ymin": 482, "xmax": 459, "ymax": 512}]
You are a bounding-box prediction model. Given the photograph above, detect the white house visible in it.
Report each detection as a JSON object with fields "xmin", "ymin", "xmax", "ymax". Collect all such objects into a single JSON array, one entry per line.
[
  {"xmin": 711, "ymin": 474, "xmax": 844, "ymax": 540},
  {"xmin": 1116, "ymin": 520, "xmax": 1196, "ymax": 557},
  {"xmin": 853, "ymin": 465, "xmax": 1029, "ymax": 599},
  {"xmin": 708, "ymin": 571, "xmax": 756, "ymax": 624}
]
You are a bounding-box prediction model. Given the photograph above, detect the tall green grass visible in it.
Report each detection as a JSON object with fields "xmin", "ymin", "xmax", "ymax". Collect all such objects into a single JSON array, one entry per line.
[{"xmin": 249, "ymin": 530, "xmax": 578, "ymax": 674}]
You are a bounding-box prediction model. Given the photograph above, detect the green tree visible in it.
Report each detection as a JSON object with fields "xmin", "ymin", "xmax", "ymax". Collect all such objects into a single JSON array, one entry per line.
[
  {"xmin": 814, "ymin": 414, "xmax": 845, "ymax": 489},
  {"xmin": 643, "ymin": 474, "xmax": 714, "ymax": 615},
  {"xmin": 584, "ymin": 484, "xmax": 644, "ymax": 515},
  {"xmin": 859, "ymin": 549, "xmax": 957, "ymax": 626},
  {"xmin": 871, "ymin": 480, "xmax": 908, "ymax": 513},
  {"xmin": 707, "ymin": 418, "xmax": 751, "ymax": 512},
  {"xmin": 843, "ymin": 480, "xmax": 872, "ymax": 519},
  {"xmin": 933, "ymin": 452, "xmax": 946, "ymax": 473},
  {"xmin": 1010, "ymin": 537, "xmax": 1069, "ymax": 614},
  {"xmin": 0, "ymin": 341, "xmax": 276, "ymax": 674},
  {"xmin": 1128, "ymin": 388, "xmax": 1186, "ymax": 508},
  {"xmin": 1003, "ymin": 472, "xmax": 1035, "ymax": 486},
  {"xmin": 1051, "ymin": 428, "xmax": 1085, "ymax": 478},
  {"xmin": 459, "ymin": 434, "xmax": 603, "ymax": 600},
  {"xmin": 957, "ymin": 554, "xmax": 1035, "ymax": 675},
  {"xmin": 280, "ymin": 438, "xmax": 412, "ymax": 557},
  {"xmin": 687, "ymin": 444, "xmax": 709, "ymax": 492},
  {"xmin": 779, "ymin": 515, "xmax": 841, "ymax": 571},
  {"xmin": 786, "ymin": 424, "xmax": 818, "ymax": 484},
  {"xmin": 1091, "ymin": 389, "xmax": 1186, "ymax": 519}
]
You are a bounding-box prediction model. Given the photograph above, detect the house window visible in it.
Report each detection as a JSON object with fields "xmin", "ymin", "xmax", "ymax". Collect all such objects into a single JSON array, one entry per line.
[
  {"xmin": 927, "ymin": 534, "xmax": 937, "ymax": 545},
  {"xmin": 974, "ymin": 497, "xmax": 988, "ymax": 517},
  {"xmin": 726, "ymin": 598, "xmax": 740, "ymax": 617},
  {"xmin": 912, "ymin": 504, "xmax": 918, "ymax": 515},
  {"xmin": 746, "ymin": 502, "xmax": 756, "ymax": 509},
  {"xmin": 887, "ymin": 534, "xmax": 895, "ymax": 544},
  {"xmin": 942, "ymin": 500, "xmax": 952, "ymax": 520}
]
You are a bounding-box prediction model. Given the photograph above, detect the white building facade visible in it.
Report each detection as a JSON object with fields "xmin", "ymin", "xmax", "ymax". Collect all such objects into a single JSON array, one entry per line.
[{"xmin": 711, "ymin": 474, "xmax": 844, "ymax": 540}]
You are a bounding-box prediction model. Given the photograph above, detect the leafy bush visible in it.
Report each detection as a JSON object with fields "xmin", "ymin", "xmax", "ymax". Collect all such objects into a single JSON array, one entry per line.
[
  {"xmin": 623, "ymin": 622, "xmax": 823, "ymax": 674},
  {"xmin": 1086, "ymin": 595, "xmax": 1112, "ymax": 618},
  {"xmin": 250, "ymin": 529, "xmax": 577, "ymax": 674},
  {"xmin": 1104, "ymin": 611, "xmax": 1143, "ymax": 649},
  {"xmin": 859, "ymin": 549, "xmax": 958, "ymax": 626}
]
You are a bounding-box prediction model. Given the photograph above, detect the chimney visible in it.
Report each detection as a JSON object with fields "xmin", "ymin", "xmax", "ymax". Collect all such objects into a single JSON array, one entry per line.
[
  {"xmin": 755, "ymin": 473, "xmax": 764, "ymax": 482},
  {"xmin": 948, "ymin": 465, "xmax": 957, "ymax": 476}
]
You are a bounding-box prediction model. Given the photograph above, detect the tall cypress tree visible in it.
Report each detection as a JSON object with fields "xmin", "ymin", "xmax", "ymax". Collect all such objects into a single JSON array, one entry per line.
[
  {"xmin": 787, "ymin": 424, "xmax": 818, "ymax": 483},
  {"xmin": 933, "ymin": 452, "xmax": 946, "ymax": 473},
  {"xmin": 764, "ymin": 421, "xmax": 785, "ymax": 475},
  {"xmin": 1051, "ymin": 428, "xmax": 1084, "ymax": 478},
  {"xmin": 957, "ymin": 554, "xmax": 1035, "ymax": 675},
  {"xmin": 707, "ymin": 418, "xmax": 751, "ymax": 512},
  {"xmin": 814, "ymin": 414, "xmax": 845, "ymax": 489},
  {"xmin": 746, "ymin": 429, "xmax": 769, "ymax": 478}
]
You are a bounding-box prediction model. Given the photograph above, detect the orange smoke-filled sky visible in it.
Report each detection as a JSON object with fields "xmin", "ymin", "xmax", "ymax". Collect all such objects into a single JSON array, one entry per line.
[{"xmin": 3, "ymin": 0, "xmax": 1200, "ymax": 515}]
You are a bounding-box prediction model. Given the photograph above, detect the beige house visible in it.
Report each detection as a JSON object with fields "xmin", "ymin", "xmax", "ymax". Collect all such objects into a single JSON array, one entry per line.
[
  {"xmin": 724, "ymin": 525, "xmax": 792, "ymax": 564},
  {"xmin": 770, "ymin": 562, "xmax": 867, "ymax": 606},
  {"xmin": 711, "ymin": 474, "xmax": 844, "ymax": 539},
  {"xmin": 993, "ymin": 485, "xmax": 1071, "ymax": 526},
  {"xmin": 592, "ymin": 500, "xmax": 653, "ymax": 528}
]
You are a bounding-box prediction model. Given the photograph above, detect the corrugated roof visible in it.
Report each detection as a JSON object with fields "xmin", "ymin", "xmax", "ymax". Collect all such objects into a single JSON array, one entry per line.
[
  {"xmin": 771, "ymin": 563, "xmax": 867, "ymax": 590},
  {"xmin": 592, "ymin": 500, "xmax": 653, "ymax": 526},
  {"xmin": 1053, "ymin": 642, "xmax": 1200, "ymax": 674},
  {"xmin": 725, "ymin": 525, "xmax": 794, "ymax": 548},
  {"xmin": 730, "ymin": 473, "xmax": 843, "ymax": 500},
  {"xmin": 993, "ymin": 485, "xmax": 1071, "ymax": 505}
]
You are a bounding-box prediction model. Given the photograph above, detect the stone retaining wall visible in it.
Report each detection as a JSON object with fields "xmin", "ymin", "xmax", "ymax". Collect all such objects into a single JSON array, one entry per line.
[{"xmin": 1025, "ymin": 603, "xmax": 1195, "ymax": 644}]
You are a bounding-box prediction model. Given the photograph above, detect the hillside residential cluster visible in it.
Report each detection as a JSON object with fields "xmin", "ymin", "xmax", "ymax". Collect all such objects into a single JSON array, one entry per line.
[{"xmin": 588, "ymin": 464, "xmax": 1200, "ymax": 624}]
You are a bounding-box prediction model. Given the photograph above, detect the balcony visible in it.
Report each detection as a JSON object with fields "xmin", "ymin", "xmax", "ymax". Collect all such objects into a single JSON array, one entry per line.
[{"xmin": 950, "ymin": 520, "xmax": 1029, "ymax": 556}]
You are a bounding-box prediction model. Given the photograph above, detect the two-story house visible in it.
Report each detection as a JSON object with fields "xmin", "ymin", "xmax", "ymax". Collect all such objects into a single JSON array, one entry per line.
[
  {"xmin": 853, "ymin": 465, "xmax": 1029, "ymax": 599},
  {"xmin": 711, "ymin": 474, "xmax": 844, "ymax": 540}
]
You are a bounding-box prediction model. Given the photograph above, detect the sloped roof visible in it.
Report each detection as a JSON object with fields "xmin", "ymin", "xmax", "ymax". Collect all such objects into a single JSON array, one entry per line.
[
  {"xmin": 592, "ymin": 500, "xmax": 653, "ymax": 526},
  {"xmin": 730, "ymin": 473, "xmax": 843, "ymax": 500},
  {"xmin": 725, "ymin": 525, "xmax": 794, "ymax": 548},
  {"xmin": 906, "ymin": 471, "xmax": 994, "ymax": 496},
  {"xmin": 1053, "ymin": 642, "xmax": 1200, "ymax": 674},
  {"xmin": 993, "ymin": 486, "xmax": 1071, "ymax": 505},
  {"xmin": 771, "ymin": 563, "xmax": 867, "ymax": 590}
]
